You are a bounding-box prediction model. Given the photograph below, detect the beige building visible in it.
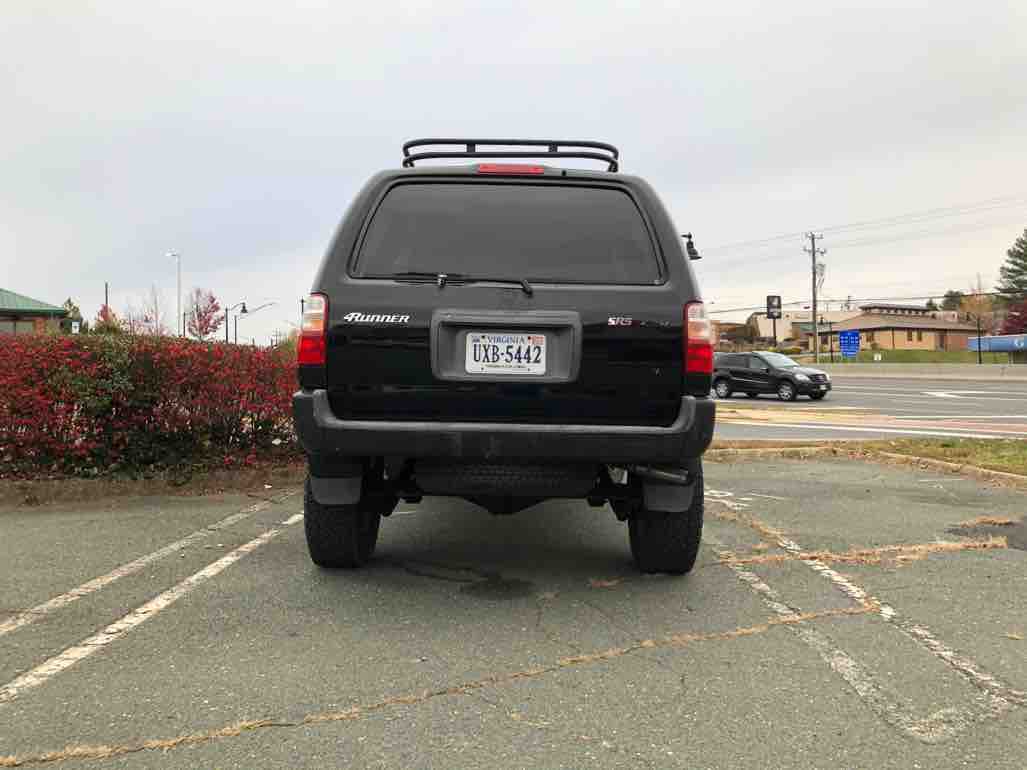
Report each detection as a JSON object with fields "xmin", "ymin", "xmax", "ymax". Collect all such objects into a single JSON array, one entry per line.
[
  {"xmin": 815, "ymin": 304, "xmax": 978, "ymax": 352},
  {"xmin": 747, "ymin": 309, "xmax": 861, "ymax": 344}
]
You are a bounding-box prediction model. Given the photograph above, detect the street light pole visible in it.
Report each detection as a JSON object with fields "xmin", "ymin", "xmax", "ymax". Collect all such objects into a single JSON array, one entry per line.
[
  {"xmin": 167, "ymin": 252, "xmax": 181, "ymax": 336},
  {"xmin": 224, "ymin": 302, "xmax": 247, "ymax": 343},
  {"xmin": 234, "ymin": 301, "xmax": 277, "ymax": 345}
]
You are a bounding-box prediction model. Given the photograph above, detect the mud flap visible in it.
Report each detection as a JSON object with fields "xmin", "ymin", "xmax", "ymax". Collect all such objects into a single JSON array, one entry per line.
[
  {"xmin": 309, "ymin": 475, "xmax": 362, "ymax": 506},
  {"xmin": 642, "ymin": 479, "xmax": 695, "ymax": 514},
  {"xmin": 636, "ymin": 459, "xmax": 701, "ymax": 514}
]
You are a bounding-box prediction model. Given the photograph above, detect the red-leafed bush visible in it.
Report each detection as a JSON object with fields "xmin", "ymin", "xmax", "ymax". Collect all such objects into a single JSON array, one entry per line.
[{"xmin": 0, "ymin": 335, "xmax": 298, "ymax": 479}]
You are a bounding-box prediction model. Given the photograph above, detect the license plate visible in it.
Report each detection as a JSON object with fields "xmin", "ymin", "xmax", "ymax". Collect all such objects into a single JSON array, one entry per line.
[
  {"xmin": 820, "ymin": 384, "xmax": 828, "ymax": 390},
  {"xmin": 465, "ymin": 332, "xmax": 546, "ymax": 375}
]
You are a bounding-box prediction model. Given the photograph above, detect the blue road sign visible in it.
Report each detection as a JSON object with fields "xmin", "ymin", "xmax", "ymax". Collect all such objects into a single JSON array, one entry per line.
[{"xmin": 839, "ymin": 330, "xmax": 860, "ymax": 357}]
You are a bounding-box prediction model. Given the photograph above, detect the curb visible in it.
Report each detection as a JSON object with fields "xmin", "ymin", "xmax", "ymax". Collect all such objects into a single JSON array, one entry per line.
[
  {"xmin": 707, "ymin": 446, "xmax": 839, "ymax": 460},
  {"xmin": 866, "ymin": 451, "xmax": 1027, "ymax": 486},
  {"xmin": 707, "ymin": 445, "xmax": 1027, "ymax": 487}
]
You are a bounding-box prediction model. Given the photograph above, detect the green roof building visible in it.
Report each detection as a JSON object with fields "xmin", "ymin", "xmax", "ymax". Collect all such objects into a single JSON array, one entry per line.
[{"xmin": 0, "ymin": 289, "xmax": 68, "ymax": 334}]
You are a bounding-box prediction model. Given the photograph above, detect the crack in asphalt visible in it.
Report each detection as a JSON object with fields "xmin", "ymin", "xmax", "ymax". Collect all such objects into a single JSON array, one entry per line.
[
  {"xmin": 716, "ymin": 537, "xmax": 1008, "ymax": 567},
  {"xmin": 384, "ymin": 559, "xmax": 495, "ymax": 584},
  {"xmin": 0, "ymin": 607, "xmax": 872, "ymax": 768}
]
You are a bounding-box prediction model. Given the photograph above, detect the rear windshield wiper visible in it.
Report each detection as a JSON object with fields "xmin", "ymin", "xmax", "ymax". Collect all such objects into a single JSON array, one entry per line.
[{"xmin": 388, "ymin": 271, "xmax": 533, "ymax": 296}]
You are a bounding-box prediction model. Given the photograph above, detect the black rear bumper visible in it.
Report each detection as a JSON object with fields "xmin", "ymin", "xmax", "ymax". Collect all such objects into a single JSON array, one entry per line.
[{"xmin": 293, "ymin": 389, "xmax": 715, "ymax": 464}]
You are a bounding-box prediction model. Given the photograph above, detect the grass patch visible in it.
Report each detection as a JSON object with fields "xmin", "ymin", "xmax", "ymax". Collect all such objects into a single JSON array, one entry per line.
[
  {"xmin": 822, "ymin": 350, "xmax": 1011, "ymax": 364},
  {"xmin": 860, "ymin": 438, "xmax": 1027, "ymax": 476}
]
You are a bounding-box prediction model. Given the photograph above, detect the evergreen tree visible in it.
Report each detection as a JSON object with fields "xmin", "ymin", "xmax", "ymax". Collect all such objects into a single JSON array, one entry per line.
[
  {"xmin": 941, "ymin": 290, "xmax": 964, "ymax": 310},
  {"xmin": 997, "ymin": 227, "xmax": 1027, "ymax": 300}
]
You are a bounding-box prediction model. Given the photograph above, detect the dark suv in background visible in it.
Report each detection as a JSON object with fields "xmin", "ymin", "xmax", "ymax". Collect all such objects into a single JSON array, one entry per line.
[
  {"xmin": 713, "ymin": 351, "xmax": 831, "ymax": 401},
  {"xmin": 292, "ymin": 139, "xmax": 716, "ymax": 574}
]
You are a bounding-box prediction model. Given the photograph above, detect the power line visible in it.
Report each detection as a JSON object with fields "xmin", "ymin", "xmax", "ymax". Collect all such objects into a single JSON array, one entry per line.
[
  {"xmin": 708, "ymin": 290, "xmax": 1007, "ymax": 316},
  {"xmin": 827, "ymin": 216, "xmax": 1027, "ymax": 250},
  {"xmin": 699, "ymin": 193, "xmax": 1027, "ymax": 253},
  {"xmin": 702, "ymin": 213, "xmax": 1025, "ymax": 267},
  {"xmin": 818, "ymin": 196, "xmax": 1027, "ymax": 236}
]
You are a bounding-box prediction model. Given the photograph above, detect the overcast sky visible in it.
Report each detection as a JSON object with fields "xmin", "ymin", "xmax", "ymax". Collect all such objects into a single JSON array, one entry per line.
[{"xmin": 3, "ymin": 1, "xmax": 1026, "ymax": 342}]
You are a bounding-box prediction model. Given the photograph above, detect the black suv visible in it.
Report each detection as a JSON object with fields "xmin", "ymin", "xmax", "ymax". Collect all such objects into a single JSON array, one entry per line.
[
  {"xmin": 712, "ymin": 351, "xmax": 831, "ymax": 401},
  {"xmin": 292, "ymin": 139, "xmax": 715, "ymax": 574}
]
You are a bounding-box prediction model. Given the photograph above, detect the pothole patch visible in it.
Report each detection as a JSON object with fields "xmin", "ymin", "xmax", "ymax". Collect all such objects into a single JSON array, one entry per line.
[{"xmin": 947, "ymin": 516, "xmax": 1025, "ymax": 551}]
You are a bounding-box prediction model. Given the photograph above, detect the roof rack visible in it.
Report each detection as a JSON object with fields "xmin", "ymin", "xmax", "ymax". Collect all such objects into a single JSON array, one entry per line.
[{"xmin": 402, "ymin": 138, "xmax": 619, "ymax": 172}]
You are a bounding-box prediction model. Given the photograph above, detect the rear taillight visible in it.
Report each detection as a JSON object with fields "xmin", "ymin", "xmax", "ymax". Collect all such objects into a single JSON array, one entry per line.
[
  {"xmin": 298, "ymin": 293, "xmax": 327, "ymax": 366},
  {"xmin": 684, "ymin": 302, "xmax": 713, "ymax": 375},
  {"xmin": 477, "ymin": 163, "xmax": 546, "ymax": 175}
]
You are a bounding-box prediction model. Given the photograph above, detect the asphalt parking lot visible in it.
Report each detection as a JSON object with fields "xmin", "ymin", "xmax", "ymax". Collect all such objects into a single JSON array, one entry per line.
[
  {"xmin": 2, "ymin": 457, "xmax": 1025, "ymax": 768},
  {"xmin": 715, "ymin": 375, "xmax": 1027, "ymax": 441}
]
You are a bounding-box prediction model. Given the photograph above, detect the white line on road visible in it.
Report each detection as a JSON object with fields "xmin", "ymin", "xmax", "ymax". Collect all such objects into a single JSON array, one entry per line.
[
  {"xmin": 0, "ymin": 494, "xmax": 297, "ymax": 640},
  {"xmin": 717, "ymin": 420, "xmax": 1010, "ymax": 439},
  {"xmin": 891, "ymin": 415, "xmax": 1027, "ymax": 420},
  {"xmin": 0, "ymin": 514, "xmax": 303, "ymax": 706}
]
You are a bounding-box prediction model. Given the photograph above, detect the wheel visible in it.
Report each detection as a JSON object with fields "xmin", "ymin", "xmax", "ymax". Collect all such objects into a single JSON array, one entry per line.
[
  {"xmin": 303, "ymin": 474, "xmax": 386, "ymax": 568},
  {"xmin": 628, "ymin": 465, "xmax": 704, "ymax": 575},
  {"xmin": 745, "ymin": 392, "xmax": 758, "ymax": 398},
  {"xmin": 777, "ymin": 381, "xmax": 797, "ymax": 401},
  {"xmin": 809, "ymin": 391, "xmax": 826, "ymax": 400},
  {"xmin": 713, "ymin": 379, "xmax": 732, "ymax": 399}
]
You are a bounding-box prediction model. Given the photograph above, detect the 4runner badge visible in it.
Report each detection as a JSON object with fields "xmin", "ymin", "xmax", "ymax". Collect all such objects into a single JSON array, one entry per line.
[{"xmin": 343, "ymin": 312, "xmax": 411, "ymax": 324}]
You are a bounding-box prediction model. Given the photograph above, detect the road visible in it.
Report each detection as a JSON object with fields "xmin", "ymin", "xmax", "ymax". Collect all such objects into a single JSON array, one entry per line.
[
  {"xmin": 2, "ymin": 460, "xmax": 1025, "ymax": 768},
  {"xmin": 715, "ymin": 376, "xmax": 1027, "ymax": 441}
]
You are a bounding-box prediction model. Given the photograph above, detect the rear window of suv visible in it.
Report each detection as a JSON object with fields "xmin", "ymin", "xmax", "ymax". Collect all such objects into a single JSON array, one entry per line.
[{"xmin": 352, "ymin": 182, "xmax": 661, "ymax": 284}]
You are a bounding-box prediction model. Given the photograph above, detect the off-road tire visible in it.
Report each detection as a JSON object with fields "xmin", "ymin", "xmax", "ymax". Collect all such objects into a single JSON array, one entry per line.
[
  {"xmin": 713, "ymin": 379, "xmax": 732, "ymax": 399},
  {"xmin": 303, "ymin": 475, "xmax": 382, "ymax": 568},
  {"xmin": 809, "ymin": 391, "xmax": 826, "ymax": 400},
  {"xmin": 777, "ymin": 381, "xmax": 797, "ymax": 401},
  {"xmin": 628, "ymin": 467, "xmax": 704, "ymax": 575}
]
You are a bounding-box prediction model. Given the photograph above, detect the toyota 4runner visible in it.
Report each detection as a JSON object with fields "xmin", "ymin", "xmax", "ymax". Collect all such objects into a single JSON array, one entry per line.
[{"xmin": 292, "ymin": 139, "xmax": 716, "ymax": 574}]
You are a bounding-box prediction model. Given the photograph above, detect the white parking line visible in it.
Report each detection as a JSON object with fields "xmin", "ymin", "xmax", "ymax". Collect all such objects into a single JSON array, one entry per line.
[
  {"xmin": 0, "ymin": 514, "xmax": 303, "ymax": 706},
  {"xmin": 713, "ymin": 538, "xmax": 1018, "ymax": 743},
  {"xmin": 774, "ymin": 536, "xmax": 1026, "ymax": 709},
  {"xmin": 0, "ymin": 494, "xmax": 297, "ymax": 640},
  {"xmin": 708, "ymin": 484, "xmax": 1025, "ymax": 742}
]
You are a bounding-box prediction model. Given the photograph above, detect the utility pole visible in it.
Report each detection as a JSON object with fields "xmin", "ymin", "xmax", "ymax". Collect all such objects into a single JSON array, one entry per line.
[
  {"xmin": 975, "ymin": 314, "xmax": 983, "ymax": 365},
  {"xmin": 805, "ymin": 233, "xmax": 826, "ymax": 363},
  {"xmin": 104, "ymin": 281, "xmax": 109, "ymax": 309}
]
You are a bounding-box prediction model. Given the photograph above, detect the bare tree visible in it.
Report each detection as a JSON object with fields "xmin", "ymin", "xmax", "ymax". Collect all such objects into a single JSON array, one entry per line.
[
  {"xmin": 960, "ymin": 274, "xmax": 997, "ymax": 333},
  {"xmin": 142, "ymin": 285, "xmax": 169, "ymax": 336},
  {"xmin": 122, "ymin": 286, "xmax": 169, "ymax": 335}
]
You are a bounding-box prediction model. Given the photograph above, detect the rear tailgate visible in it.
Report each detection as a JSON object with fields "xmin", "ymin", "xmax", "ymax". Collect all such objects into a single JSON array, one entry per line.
[{"xmin": 325, "ymin": 177, "xmax": 684, "ymax": 426}]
